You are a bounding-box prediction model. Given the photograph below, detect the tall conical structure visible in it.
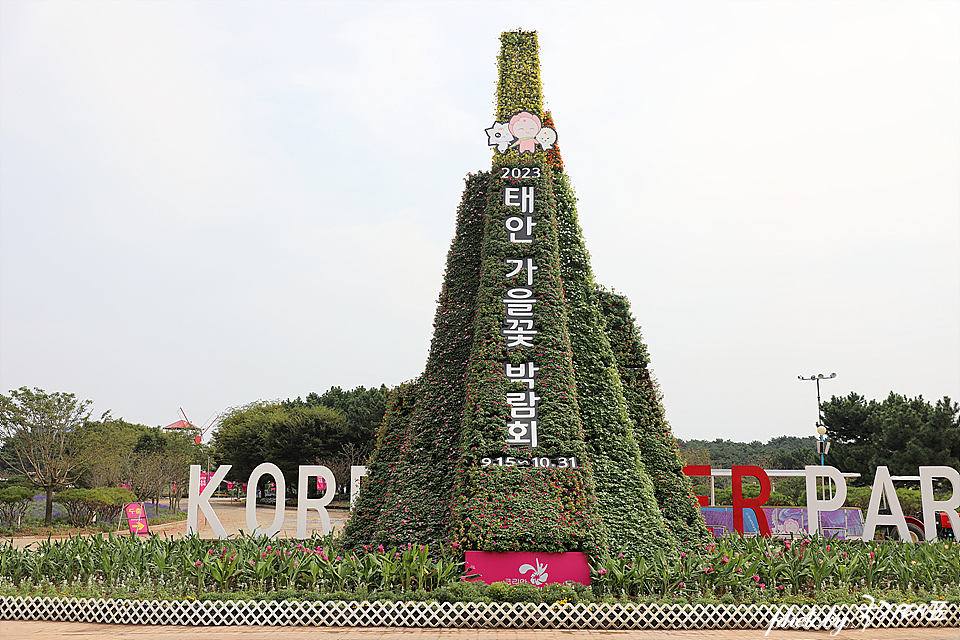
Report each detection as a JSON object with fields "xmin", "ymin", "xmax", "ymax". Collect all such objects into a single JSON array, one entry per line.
[{"xmin": 344, "ymin": 30, "xmax": 707, "ymax": 557}]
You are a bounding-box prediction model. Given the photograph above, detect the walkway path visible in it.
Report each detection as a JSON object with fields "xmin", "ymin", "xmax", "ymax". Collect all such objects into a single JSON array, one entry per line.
[{"xmin": 1, "ymin": 621, "xmax": 958, "ymax": 639}]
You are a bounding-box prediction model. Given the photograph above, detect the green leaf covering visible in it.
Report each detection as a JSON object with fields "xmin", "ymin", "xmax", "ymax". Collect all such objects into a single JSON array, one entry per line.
[{"xmin": 597, "ymin": 288, "xmax": 711, "ymax": 549}]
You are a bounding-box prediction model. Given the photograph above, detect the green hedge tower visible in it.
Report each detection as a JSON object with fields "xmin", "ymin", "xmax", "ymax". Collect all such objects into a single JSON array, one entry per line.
[
  {"xmin": 597, "ymin": 288, "xmax": 712, "ymax": 549},
  {"xmin": 345, "ymin": 30, "xmax": 704, "ymax": 556}
]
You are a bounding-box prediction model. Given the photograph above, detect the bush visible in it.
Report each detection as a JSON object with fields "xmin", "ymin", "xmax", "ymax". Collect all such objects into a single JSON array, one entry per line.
[
  {"xmin": 435, "ymin": 580, "xmax": 489, "ymax": 603},
  {"xmin": 0, "ymin": 487, "xmax": 36, "ymax": 529},
  {"xmin": 486, "ymin": 581, "xmax": 541, "ymax": 603},
  {"xmin": 541, "ymin": 581, "xmax": 579, "ymax": 603},
  {"xmin": 53, "ymin": 487, "xmax": 138, "ymax": 527}
]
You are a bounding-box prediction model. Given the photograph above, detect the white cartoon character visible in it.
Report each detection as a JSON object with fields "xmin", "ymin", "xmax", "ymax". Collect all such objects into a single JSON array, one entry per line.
[
  {"xmin": 535, "ymin": 126, "xmax": 557, "ymax": 150},
  {"xmin": 518, "ymin": 558, "xmax": 549, "ymax": 586},
  {"xmin": 485, "ymin": 122, "xmax": 515, "ymax": 153}
]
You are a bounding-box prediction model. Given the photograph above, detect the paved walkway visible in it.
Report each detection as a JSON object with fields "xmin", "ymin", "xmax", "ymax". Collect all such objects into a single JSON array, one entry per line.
[{"xmin": 1, "ymin": 621, "xmax": 958, "ymax": 639}]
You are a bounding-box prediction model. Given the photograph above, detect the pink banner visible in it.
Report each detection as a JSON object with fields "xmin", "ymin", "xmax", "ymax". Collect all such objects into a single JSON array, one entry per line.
[
  {"xmin": 123, "ymin": 502, "xmax": 150, "ymax": 536},
  {"xmin": 465, "ymin": 551, "xmax": 590, "ymax": 586},
  {"xmin": 226, "ymin": 481, "xmax": 235, "ymax": 490},
  {"xmin": 317, "ymin": 477, "xmax": 327, "ymax": 491}
]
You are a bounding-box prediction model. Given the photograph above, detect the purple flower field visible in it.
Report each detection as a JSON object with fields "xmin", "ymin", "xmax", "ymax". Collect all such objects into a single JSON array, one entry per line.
[{"xmin": 22, "ymin": 493, "xmax": 184, "ymax": 525}]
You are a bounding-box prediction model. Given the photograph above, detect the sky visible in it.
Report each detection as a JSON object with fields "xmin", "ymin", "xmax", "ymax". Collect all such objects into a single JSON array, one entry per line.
[{"xmin": 1, "ymin": 0, "xmax": 958, "ymax": 445}]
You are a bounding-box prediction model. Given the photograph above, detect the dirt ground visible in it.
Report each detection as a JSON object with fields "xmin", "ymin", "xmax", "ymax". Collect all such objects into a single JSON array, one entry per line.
[{"xmin": 4, "ymin": 498, "xmax": 349, "ymax": 549}]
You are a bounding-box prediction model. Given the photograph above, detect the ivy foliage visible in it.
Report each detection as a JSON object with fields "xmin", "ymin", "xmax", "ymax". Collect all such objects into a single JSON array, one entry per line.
[
  {"xmin": 552, "ymin": 163, "xmax": 677, "ymax": 558},
  {"xmin": 598, "ymin": 288, "xmax": 711, "ymax": 549},
  {"xmin": 341, "ymin": 381, "xmax": 417, "ymax": 548},
  {"xmin": 342, "ymin": 171, "xmax": 490, "ymax": 550},
  {"xmin": 450, "ymin": 156, "xmax": 605, "ymax": 554},
  {"xmin": 493, "ymin": 30, "xmax": 546, "ymax": 165}
]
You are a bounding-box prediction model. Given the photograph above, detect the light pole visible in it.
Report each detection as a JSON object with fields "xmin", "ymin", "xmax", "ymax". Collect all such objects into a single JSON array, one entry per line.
[{"xmin": 799, "ymin": 373, "xmax": 836, "ymax": 498}]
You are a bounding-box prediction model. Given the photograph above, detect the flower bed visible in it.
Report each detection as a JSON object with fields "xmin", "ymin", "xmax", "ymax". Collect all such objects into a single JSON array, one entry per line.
[{"xmin": 1, "ymin": 533, "xmax": 959, "ymax": 629}]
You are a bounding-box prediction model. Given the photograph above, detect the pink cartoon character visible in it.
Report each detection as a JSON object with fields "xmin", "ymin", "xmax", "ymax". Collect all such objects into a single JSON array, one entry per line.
[{"xmin": 509, "ymin": 111, "xmax": 541, "ymax": 154}]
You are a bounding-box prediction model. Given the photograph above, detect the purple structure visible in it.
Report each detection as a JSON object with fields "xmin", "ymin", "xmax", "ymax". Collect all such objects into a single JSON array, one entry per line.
[{"xmin": 701, "ymin": 507, "xmax": 864, "ymax": 539}]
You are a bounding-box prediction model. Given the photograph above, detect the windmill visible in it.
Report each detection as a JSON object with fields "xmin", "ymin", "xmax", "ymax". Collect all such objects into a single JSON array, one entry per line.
[{"xmin": 163, "ymin": 408, "xmax": 218, "ymax": 444}]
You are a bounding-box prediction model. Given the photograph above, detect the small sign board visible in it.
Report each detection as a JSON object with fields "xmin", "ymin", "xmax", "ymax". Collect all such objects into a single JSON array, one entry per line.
[
  {"xmin": 122, "ymin": 502, "xmax": 150, "ymax": 536},
  {"xmin": 465, "ymin": 551, "xmax": 589, "ymax": 586}
]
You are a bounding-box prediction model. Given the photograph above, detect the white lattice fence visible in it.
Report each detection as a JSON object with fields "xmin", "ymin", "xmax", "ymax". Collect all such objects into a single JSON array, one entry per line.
[{"xmin": 1, "ymin": 596, "xmax": 957, "ymax": 629}]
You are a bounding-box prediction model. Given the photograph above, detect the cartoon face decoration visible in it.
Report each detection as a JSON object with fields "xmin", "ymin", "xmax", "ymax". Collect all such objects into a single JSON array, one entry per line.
[
  {"xmin": 485, "ymin": 122, "xmax": 515, "ymax": 153},
  {"xmin": 509, "ymin": 112, "xmax": 541, "ymax": 154},
  {"xmin": 486, "ymin": 111, "xmax": 557, "ymax": 155},
  {"xmin": 535, "ymin": 127, "xmax": 557, "ymax": 150}
]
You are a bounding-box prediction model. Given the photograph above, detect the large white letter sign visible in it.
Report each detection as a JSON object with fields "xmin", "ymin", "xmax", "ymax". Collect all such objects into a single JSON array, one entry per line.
[
  {"xmin": 805, "ymin": 465, "xmax": 847, "ymax": 536},
  {"xmin": 350, "ymin": 465, "xmax": 369, "ymax": 509},
  {"xmin": 920, "ymin": 466, "xmax": 960, "ymax": 542},
  {"xmin": 246, "ymin": 463, "xmax": 286, "ymax": 538},
  {"xmin": 296, "ymin": 465, "xmax": 336, "ymax": 537},
  {"xmin": 187, "ymin": 464, "xmax": 231, "ymax": 538},
  {"xmin": 863, "ymin": 466, "xmax": 911, "ymax": 542}
]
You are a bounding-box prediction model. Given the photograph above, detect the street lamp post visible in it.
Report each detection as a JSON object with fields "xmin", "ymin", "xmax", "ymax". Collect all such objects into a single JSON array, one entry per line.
[{"xmin": 799, "ymin": 373, "xmax": 837, "ymax": 498}]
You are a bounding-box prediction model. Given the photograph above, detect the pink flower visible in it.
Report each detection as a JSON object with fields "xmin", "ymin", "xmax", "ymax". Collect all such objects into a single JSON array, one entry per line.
[
  {"xmin": 598, "ymin": 568, "xmax": 607, "ymax": 575},
  {"xmin": 752, "ymin": 575, "xmax": 760, "ymax": 582},
  {"xmin": 194, "ymin": 561, "xmax": 202, "ymax": 567}
]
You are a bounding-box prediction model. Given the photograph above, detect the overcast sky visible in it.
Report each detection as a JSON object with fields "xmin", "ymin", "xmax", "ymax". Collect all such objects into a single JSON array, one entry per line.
[{"xmin": 1, "ymin": 1, "xmax": 957, "ymax": 446}]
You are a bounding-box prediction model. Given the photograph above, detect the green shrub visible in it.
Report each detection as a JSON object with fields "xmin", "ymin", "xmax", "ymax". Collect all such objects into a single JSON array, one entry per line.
[
  {"xmin": 53, "ymin": 487, "xmax": 137, "ymax": 527},
  {"xmin": 434, "ymin": 580, "xmax": 489, "ymax": 603},
  {"xmin": 541, "ymin": 581, "xmax": 578, "ymax": 603},
  {"xmin": 0, "ymin": 487, "xmax": 36, "ymax": 529},
  {"xmin": 486, "ymin": 581, "xmax": 541, "ymax": 603}
]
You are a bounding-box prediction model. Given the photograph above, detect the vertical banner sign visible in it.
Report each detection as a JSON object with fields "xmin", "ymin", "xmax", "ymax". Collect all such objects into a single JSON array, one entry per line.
[
  {"xmin": 123, "ymin": 502, "xmax": 150, "ymax": 536},
  {"xmin": 502, "ymin": 183, "xmax": 539, "ymax": 448}
]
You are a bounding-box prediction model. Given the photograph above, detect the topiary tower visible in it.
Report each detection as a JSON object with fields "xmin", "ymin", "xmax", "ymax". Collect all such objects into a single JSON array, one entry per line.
[
  {"xmin": 597, "ymin": 288, "xmax": 711, "ymax": 548},
  {"xmin": 344, "ymin": 30, "xmax": 705, "ymax": 557}
]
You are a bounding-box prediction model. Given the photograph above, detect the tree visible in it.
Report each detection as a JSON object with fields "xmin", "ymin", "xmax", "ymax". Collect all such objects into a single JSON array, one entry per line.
[
  {"xmin": 212, "ymin": 401, "xmax": 349, "ymax": 493},
  {"xmin": 288, "ymin": 385, "xmax": 388, "ymax": 459},
  {"xmin": 74, "ymin": 414, "xmax": 149, "ymax": 489},
  {"xmin": 124, "ymin": 426, "xmax": 200, "ymax": 510},
  {"xmin": 0, "ymin": 387, "xmax": 92, "ymax": 524},
  {"xmin": 263, "ymin": 405, "xmax": 347, "ymax": 488},
  {"xmin": 823, "ymin": 392, "xmax": 960, "ymax": 484},
  {"xmin": 211, "ymin": 401, "xmax": 273, "ymax": 481}
]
